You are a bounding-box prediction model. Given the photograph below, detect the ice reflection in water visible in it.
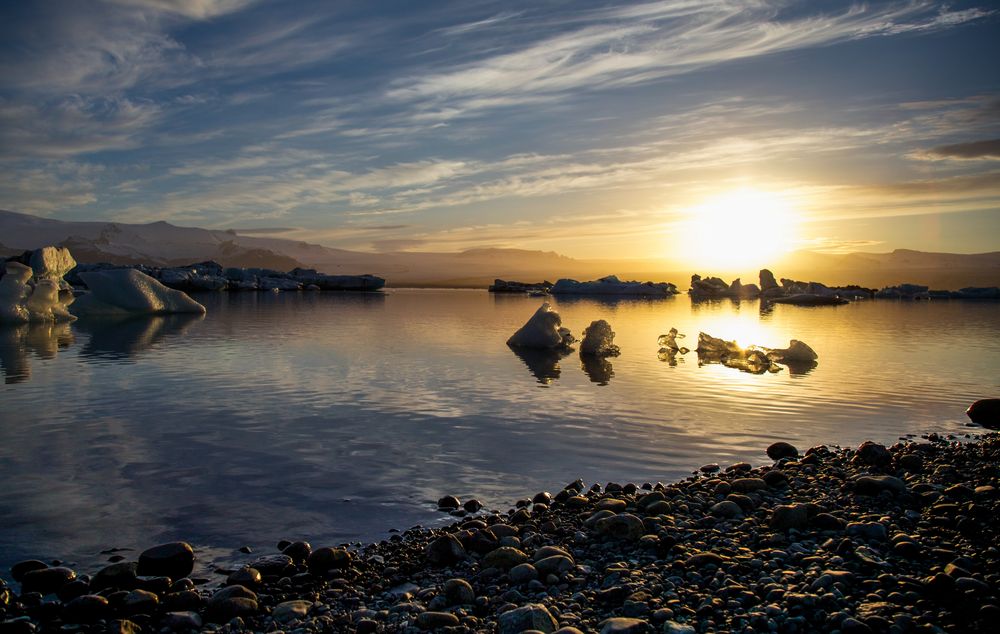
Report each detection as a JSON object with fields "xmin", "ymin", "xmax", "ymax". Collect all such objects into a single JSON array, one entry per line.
[
  {"xmin": 0, "ymin": 322, "xmax": 75, "ymax": 383},
  {"xmin": 0, "ymin": 290, "xmax": 997, "ymax": 576}
]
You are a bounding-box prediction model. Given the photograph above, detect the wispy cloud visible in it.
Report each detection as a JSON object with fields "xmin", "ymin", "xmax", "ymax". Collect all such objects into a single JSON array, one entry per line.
[{"xmin": 387, "ymin": 1, "xmax": 991, "ymax": 117}]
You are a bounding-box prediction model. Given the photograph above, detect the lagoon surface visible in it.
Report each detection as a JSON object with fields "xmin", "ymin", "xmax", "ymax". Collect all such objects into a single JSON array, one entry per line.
[{"xmin": 1, "ymin": 290, "xmax": 997, "ymax": 575}]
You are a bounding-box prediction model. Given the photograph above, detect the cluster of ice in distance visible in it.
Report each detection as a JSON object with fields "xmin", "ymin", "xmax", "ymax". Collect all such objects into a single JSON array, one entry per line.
[
  {"xmin": 0, "ymin": 246, "xmax": 205, "ymax": 324},
  {"xmin": 508, "ymin": 303, "xmax": 817, "ymax": 371}
]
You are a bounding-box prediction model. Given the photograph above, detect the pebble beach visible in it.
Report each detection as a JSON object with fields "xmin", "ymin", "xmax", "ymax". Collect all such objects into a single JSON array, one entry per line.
[{"xmin": 2, "ymin": 432, "xmax": 999, "ymax": 633}]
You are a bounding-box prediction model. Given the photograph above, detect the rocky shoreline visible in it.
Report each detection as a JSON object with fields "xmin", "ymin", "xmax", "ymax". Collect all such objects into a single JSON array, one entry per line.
[{"xmin": 3, "ymin": 433, "xmax": 999, "ymax": 633}]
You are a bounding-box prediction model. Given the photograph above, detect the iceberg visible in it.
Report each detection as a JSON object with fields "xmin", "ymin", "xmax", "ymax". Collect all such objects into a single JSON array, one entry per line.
[
  {"xmin": 0, "ymin": 261, "xmax": 76, "ymax": 323},
  {"xmin": 507, "ymin": 303, "xmax": 574, "ymax": 349},
  {"xmin": 71, "ymin": 269, "xmax": 206, "ymax": 316},
  {"xmin": 580, "ymin": 319, "xmax": 620, "ymax": 357},
  {"xmin": 695, "ymin": 332, "xmax": 818, "ymax": 375},
  {"xmin": 767, "ymin": 339, "xmax": 818, "ymax": 363},
  {"xmin": 550, "ymin": 275, "xmax": 678, "ymax": 297},
  {"xmin": 689, "ymin": 274, "xmax": 760, "ymax": 299}
]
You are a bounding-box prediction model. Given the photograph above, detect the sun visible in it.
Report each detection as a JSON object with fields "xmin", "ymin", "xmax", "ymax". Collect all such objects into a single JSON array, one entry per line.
[{"xmin": 674, "ymin": 189, "xmax": 799, "ymax": 273}]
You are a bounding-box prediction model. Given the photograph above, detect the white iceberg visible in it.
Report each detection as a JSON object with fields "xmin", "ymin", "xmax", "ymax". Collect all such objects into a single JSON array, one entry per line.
[
  {"xmin": 580, "ymin": 319, "xmax": 620, "ymax": 357},
  {"xmin": 550, "ymin": 275, "xmax": 678, "ymax": 296},
  {"xmin": 507, "ymin": 303, "xmax": 574, "ymax": 349},
  {"xmin": 71, "ymin": 269, "xmax": 206, "ymax": 316},
  {"xmin": 0, "ymin": 261, "xmax": 76, "ymax": 323},
  {"xmin": 29, "ymin": 246, "xmax": 76, "ymax": 283}
]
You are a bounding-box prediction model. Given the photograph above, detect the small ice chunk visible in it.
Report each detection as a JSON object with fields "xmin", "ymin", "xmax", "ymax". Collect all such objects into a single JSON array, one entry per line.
[
  {"xmin": 580, "ymin": 319, "xmax": 620, "ymax": 357},
  {"xmin": 72, "ymin": 269, "xmax": 206, "ymax": 316},
  {"xmin": 507, "ymin": 303, "xmax": 574, "ymax": 349},
  {"xmin": 657, "ymin": 327, "xmax": 688, "ymax": 353},
  {"xmin": 767, "ymin": 340, "xmax": 818, "ymax": 363}
]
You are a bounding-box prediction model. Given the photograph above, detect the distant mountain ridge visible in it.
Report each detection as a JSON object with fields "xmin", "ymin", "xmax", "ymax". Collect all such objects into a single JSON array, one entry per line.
[{"xmin": 1, "ymin": 209, "xmax": 997, "ymax": 288}]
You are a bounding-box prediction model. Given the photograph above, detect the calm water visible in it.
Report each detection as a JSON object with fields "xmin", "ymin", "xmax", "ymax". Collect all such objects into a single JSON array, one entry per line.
[{"xmin": 1, "ymin": 290, "xmax": 997, "ymax": 576}]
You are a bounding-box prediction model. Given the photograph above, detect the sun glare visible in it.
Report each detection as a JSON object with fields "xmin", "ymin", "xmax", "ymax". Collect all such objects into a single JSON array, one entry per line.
[{"xmin": 675, "ymin": 189, "xmax": 798, "ymax": 273}]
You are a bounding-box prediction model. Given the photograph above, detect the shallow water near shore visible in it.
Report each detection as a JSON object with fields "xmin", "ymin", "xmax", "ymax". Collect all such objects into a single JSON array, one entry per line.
[{"xmin": 0, "ymin": 290, "xmax": 997, "ymax": 577}]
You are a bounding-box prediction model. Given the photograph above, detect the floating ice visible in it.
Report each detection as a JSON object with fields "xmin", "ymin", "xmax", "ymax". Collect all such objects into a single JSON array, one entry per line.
[
  {"xmin": 507, "ymin": 303, "xmax": 574, "ymax": 349},
  {"xmin": 71, "ymin": 269, "xmax": 206, "ymax": 316},
  {"xmin": 0, "ymin": 261, "xmax": 76, "ymax": 323},
  {"xmin": 767, "ymin": 340, "xmax": 818, "ymax": 363},
  {"xmin": 551, "ymin": 275, "xmax": 678, "ymax": 296},
  {"xmin": 580, "ymin": 320, "xmax": 620, "ymax": 357},
  {"xmin": 695, "ymin": 332, "xmax": 818, "ymax": 375},
  {"xmin": 657, "ymin": 327, "xmax": 689, "ymax": 353}
]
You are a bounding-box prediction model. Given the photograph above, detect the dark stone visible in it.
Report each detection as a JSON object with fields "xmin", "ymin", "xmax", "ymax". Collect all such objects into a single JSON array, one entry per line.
[
  {"xmin": 205, "ymin": 597, "xmax": 257, "ymax": 623},
  {"xmin": 10, "ymin": 561, "xmax": 48, "ymax": 583},
  {"xmin": 62, "ymin": 594, "xmax": 110, "ymax": 623},
  {"xmin": 20, "ymin": 567, "xmax": 76, "ymax": 595},
  {"xmin": 437, "ymin": 495, "xmax": 461, "ymax": 509},
  {"xmin": 55, "ymin": 579, "xmax": 90, "ymax": 602},
  {"xmin": 967, "ymin": 398, "xmax": 1000, "ymax": 428},
  {"xmin": 281, "ymin": 541, "xmax": 312, "ymax": 563},
  {"xmin": 226, "ymin": 567, "xmax": 261, "ymax": 587},
  {"xmin": 91, "ymin": 562, "xmax": 139, "ymax": 591},
  {"xmin": 855, "ymin": 441, "xmax": 891, "ymax": 466},
  {"xmin": 307, "ymin": 547, "xmax": 352, "ymax": 574},
  {"xmin": 123, "ymin": 589, "xmax": 159, "ymax": 615},
  {"xmin": 463, "ymin": 498, "xmax": 483, "ymax": 512},
  {"xmin": 426, "ymin": 534, "xmax": 467, "ymax": 566},
  {"xmin": 162, "ymin": 590, "xmax": 203, "ymax": 612},
  {"xmin": 249, "ymin": 554, "xmax": 293, "ymax": 576},
  {"xmin": 766, "ymin": 442, "xmax": 799, "ymax": 460},
  {"xmin": 762, "ymin": 470, "xmax": 788, "ymax": 487},
  {"xmin": 416, "ymin": 611, "xmax": 460, "ymax": 629},
  {"xmin": 137, "ymin": 543, "xmax": 194, "ymax": 580}
]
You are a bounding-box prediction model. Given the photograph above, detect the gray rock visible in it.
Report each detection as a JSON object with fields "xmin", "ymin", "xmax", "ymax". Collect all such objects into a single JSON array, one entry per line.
[
  {"xmin": 443, "ymin": 578, "xmax": 475, "ymax": 605},
  {"xmin": 595, "ymin": 513, "xmax": 646, "ymax": 540},
  {"xmin": 854, "ymin": 475, "xmax": 907, "ymax": 495},
  {"xmin": 770, "ymin": 504, "xmax": 809, "ymax": 530},
  {"xmin": 426, "ymin": 534, "xmax": 467, "ymax": 566},
  {"xmin": 709, "ymin": 500, "xmax": 743, "ymax": 519},
  {"xmin": 273, "ymin": 600, "xmax": 311, "ymax": 623},
  {"xmin": 123, "ymin": 589, "xmax": 159, "ymax": 614},
  {"xmin": 417, "ymin": 611, "xmax": 461, "ymax": 629},
  {"xmin": 509, "ymin": 563, "xmax": 539, "ymax": 583},
  {"xmin": 161, "ymin": 611, "xmax": 203, "ymax": 631},
  {"xmin": 483, "ymin": 547, "xmax": 529, "ymax": 570},
  {"xmin": 498, "ymin": 603, "xmax": 558, "ymax": 634},
  {"xmin": 599, "ymin": 617, "xmax": 652, "ymax": 633},
  {"xmin": 846, "ymin": 522, "xmax": 888, "ymax": 541},
  {"xmin": 535, "ymin": 555, "xmax": 575, "ymax": 576}
]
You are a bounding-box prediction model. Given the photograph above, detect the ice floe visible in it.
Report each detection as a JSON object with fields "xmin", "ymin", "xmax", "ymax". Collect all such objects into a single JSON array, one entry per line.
[
  {"xmin": 580, "ymin": 320, "xmax": 620, "ymax": 357},
  {"xmin": 507, "ymin": 303, "xmax": 574, "ymax": 349},
  {"xmin": 551, "ymin": 275, "xmax": 678, "ymax": 297},
  {"xmin": 71, "ymin": 269, "xmax": 206, "ymax": 316}
]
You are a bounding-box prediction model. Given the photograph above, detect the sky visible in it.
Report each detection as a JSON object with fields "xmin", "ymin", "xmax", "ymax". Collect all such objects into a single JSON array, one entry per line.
[{"xmin": 0, "ymin": 0, "xmax": 998, "ymax": 262}]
